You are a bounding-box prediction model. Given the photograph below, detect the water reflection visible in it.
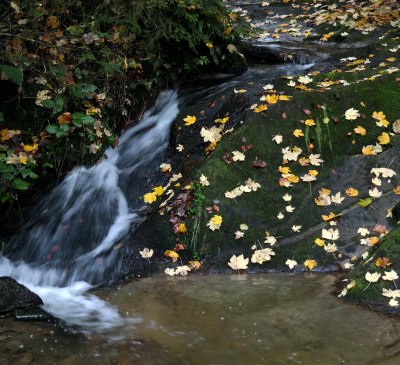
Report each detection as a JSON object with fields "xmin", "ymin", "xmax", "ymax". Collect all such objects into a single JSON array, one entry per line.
[{"xmin": 2, "ymin": 273, "xmax": 400, "ymax": 365}]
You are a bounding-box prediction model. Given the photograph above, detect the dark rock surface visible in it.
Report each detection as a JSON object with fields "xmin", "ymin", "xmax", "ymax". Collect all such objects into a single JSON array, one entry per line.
[{"xmin": 0, "ymin": 277, "xmax": 43, "ymax": 314}]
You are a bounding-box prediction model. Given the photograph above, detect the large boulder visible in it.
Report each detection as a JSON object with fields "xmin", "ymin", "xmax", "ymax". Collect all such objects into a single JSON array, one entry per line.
[{"xmin": 0, "ymin": 277, "xmax": 43, "ymax": 314}]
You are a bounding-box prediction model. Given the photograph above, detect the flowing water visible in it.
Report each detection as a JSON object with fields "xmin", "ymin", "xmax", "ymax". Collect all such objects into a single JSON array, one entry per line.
[{"xmin": 1, "ymin": 55, "xmax": 400, "ymax": 363}]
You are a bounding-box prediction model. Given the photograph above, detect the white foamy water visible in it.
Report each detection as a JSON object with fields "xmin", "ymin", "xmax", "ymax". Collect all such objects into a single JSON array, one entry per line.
[{"xmin": 0, "ymin": 91, "xmax": 179, "ymax": 331}]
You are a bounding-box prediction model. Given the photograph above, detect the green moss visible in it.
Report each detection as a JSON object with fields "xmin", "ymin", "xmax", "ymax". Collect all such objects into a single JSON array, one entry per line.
[{"xmin": 345, "ymin": 229, "xmax": 400, "ymax": 303}]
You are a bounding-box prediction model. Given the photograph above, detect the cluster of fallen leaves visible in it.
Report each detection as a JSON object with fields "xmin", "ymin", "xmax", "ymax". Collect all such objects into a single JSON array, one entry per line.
[{"xmin": 136, "ymin": 1, "xmax": 400, "ymax": 306}]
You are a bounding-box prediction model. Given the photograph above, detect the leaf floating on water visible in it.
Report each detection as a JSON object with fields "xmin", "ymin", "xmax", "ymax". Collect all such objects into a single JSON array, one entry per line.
[{"xmin": 304, "ymin": 259, "xmax": 317, "ymax": 271}]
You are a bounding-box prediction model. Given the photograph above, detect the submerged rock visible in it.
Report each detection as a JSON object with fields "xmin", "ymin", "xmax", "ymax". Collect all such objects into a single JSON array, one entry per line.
[{"xmin": 0, "ymin": 277, "xmax": 43, "ymax": 315}]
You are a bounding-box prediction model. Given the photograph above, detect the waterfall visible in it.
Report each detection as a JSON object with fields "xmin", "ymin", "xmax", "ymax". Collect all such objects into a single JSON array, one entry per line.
[{"xmin": 0, "ymin": 91, "xmax": 179, "ymax": 330}]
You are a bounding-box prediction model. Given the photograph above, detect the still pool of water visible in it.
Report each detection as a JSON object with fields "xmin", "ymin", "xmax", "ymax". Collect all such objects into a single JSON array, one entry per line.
[{"xmin": 2, "ymin": 273, "xmax": 400, "ymax": 365}]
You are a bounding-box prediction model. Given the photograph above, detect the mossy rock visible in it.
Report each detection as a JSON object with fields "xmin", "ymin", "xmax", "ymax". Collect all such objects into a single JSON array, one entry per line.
[
  {"xmin": 174, "ymin": 72, "xmax": 400, "ymax": 272},
  {"xmin": 343, "ymin": 229, "xmax": 400, "ymax": 313}
]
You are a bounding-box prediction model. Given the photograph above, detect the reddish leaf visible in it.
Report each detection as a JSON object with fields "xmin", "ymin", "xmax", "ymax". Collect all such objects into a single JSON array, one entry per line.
[
  {"xmin": 303, "ymin": 109, "xmax": 311, "ymax": 115},
  {"xmin": 223, "ymin": 153, "xmax": 233, "ymax": 164},
  {"xmin": 252, "ymin": 160, "xmax": 267, "ymax": 168}
]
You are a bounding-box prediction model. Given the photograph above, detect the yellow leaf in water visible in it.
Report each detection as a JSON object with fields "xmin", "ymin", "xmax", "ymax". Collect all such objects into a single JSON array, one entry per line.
[
  {"xmin": 254, "ymin": 104, "xmax": 268, "ymax": 113},
  {"xmin": 345, "ymin": 187, "xmax": 359, "ymax": 197},
  {"xmin": 305, "ymin": 119, "xmax": 315, "ymax": 127},
  {"xmin": 143, "ymin": 192, "xmax": 157, "ymax": 204},
  {"xmin": 304, "ymin": 259, "xmax": 317, "ymax": 270},
  {"xmin": 386, "ymin": 57, "xmax": 396, "ymax": 62},
  {"xmin": 394, "ymin": 186, "xmax": 400, "ymax": 195},
  {"xmin": 378, "ymin": 132, "xmax": 390, "ymax": 145},
  {"xmin": 354, "ymin": 126, "xmax": 366, "ymax": 135},
  {"xmin": 278, "ymin": 95, "xmax": 292, "ymax": 101},
  {"xmin": 46, "ymin": 16, "xmax": 60, "ymax": 29},
  {"xmin": 293, "ymin": 129, "xmax": 304, "ymax": 138},
  {"xmin": 183, "ymin": 115, "xmax": 196, "ymax": 126},
  {"xmin": 308, "ymin": 169, "xmax": 318, "ymax": 176},
  {"xmin": 314, "ymin": 238, "xmax": 325, "ymax": 246}
]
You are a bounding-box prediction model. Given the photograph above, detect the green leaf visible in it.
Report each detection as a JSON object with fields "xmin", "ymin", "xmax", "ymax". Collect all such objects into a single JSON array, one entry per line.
[
  {"xmin": 21, "ymin": 169, "xmax": 39, "ymax": 179},
  {"xmin": 0, "ymin": 64, "xmax": 23, "ymax": 86},
  {"xmin": 46, "ymin": 124, "xmax": 59, "ymax": 134},
  {"xmin": 357, "ymin": 198, "xmax": 373, "ymax": 208},
  {"xmin": 72, "ymin": 113, "xmax": 94, "ymax": 126},
  {"xmin": 42, "ymin": 162, "xmax": 53, "ymax": 169},
  {"xmin": 41, "ymin": 99, "xmax": 54, "ymax": 109},
  {"xmin": 12, "ymin": 178, "xmax": 31, "ymax": 190}
]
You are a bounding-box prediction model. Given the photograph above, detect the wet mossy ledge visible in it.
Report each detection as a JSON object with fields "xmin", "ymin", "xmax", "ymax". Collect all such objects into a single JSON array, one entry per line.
[{"xmin": 124, "ymin": 25, "xmax": 400, "ymax": 315}]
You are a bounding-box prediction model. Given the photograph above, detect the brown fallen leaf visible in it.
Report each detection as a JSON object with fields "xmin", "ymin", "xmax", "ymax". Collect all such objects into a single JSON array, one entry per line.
[{"xmin": 252, "ymin": 160, "xmax": 267, "ymax": 168}]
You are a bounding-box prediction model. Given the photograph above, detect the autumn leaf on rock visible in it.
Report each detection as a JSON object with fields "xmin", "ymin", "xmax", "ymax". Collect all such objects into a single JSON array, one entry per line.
[
  {"xmin": 304, "ymin": 259, "xmax": 317, "ymax": 270},
  {"xmin": 183, "ymin": 115, "xmax": 196, "ymax": 126},
  {"xmin": 354, "ymin": 126, "xmax": 366, "ymax": 135},
  {"xmin": 164, "ymin": 250, "xmax": 179, "ymax": 262},
  {"xmin": 293, "ymin": 129, "xmax": 304, "ymax": 138},
  {"xmin": 207, "ymin": 215, "xmax": 222, "ymax": 231},
  {"xmin": 228, "ymin": 254, "xmax": 249, "ymax": 271},
  {"xmin": 254, "ymin": 104, "xmax": 268, "ymax": 113},
  {"xmin": 375, "ymin": 257, "xmax": 392, "ymax": 268},
  {"xmin": 344, "ymin": 108, "xmax": 360, "ymax": 120},
  {"xmin": 139, "ymin": 248, "xmax": 154, "ymax": 259},
  {"xmin": 286, "ymin": 259, "xmax": 297, "ymax": 270},
  {"xmin": 144, "ymin": 192, "xmax": 157, "ymax": 204},
  {"xmin": 377, "ymin": 132, "xmax": 390, "ymax": 145},
  {"xmin": 345, "ymin": 187, "xmax": 359, "ymax": 197}
]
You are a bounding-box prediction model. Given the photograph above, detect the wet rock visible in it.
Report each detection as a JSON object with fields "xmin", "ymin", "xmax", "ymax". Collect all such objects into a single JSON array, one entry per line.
[
  {"xmin": 14, "ymin": 307, "xmax": 52, "ymax": 322},
  {"xmin": 6, "ymin": 339, "xmax": 25, "ymax": 354},
  {"xmin": 0, "ymin": 277, "xmax": 43, "ymax": 314}
]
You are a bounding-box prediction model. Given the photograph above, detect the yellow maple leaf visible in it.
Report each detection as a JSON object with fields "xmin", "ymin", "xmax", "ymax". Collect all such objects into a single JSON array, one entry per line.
[
  {"xmin": 319, "ymin": 188, "xmax": 331, "ymax": 196},
  {"xmin": 177, "ymin": 223, "xmax": 187, "ymax": 234},
  {"xmin": 279, "ymin": 166, "xmax": 291, "ymax": 174},
  {"xmin": 354, "ymin": 126, "xmax": 366, "ymax": 135},
  {"xmin": 305, "ymin": 119, "xmax": 315, "ymax": 127},
  {"xmin": 287, "ymin": 174, "xmax": 299, "ymax": 183},
  {"xmin": 368, "ymin": 236, "xmax": 380, "ymax": 245},
  {"xmin": 22, "ymin": 143, "xmax": 38, "ymax": 153},
  {"xmin": 278, "ymin": 95, "xmax": 292, "ymax": 101},
  {"xmin": 265, "ymin": 94, "xmax": 279, "ymax": 104},
  {"xmin": 223, "ymin": 26, "xmax": 233, "ymax": 36},
  {"xmin": 46, "ymin": 16, "xmax": 60, "ymax": 29},
  {"xmin": 164, "ymin": 250, "xmax": 179, "ymax": 262},
  {"xmin": 345, "ymin": 187, "xmax": 359, "ymax": 197},
  {"xmin": 320, "ymin": 32, "xmax": 334, "ymax": 42},
  {"xmin": 304, "ymin": 259, "xmax": 317, "ymax": 270},
  {"xmin": 215, "ymin": 117, "xmax": 229, "ymax": 124},
  {"xmin": 143, "ymin": 192, "xmax": 157, "ymax": 204},
  {"xmin": 377, "ymin": 132, "xmax": 390, "ymax": 145},
  {"xmin": 293, "ymin": 129, "xmax": 304, "ymax": 138},
  {"xmin": 394, "ymin": 186, "xmax": 400, "ymax": 195},
  {"xmin": 153, "ymin": 186, "xmax": 164, "ymax": 196},
  {"xmin": 18, "ymin": 155, "xmax": 27, "ymax": 165},
  {"xmin": 254, "ymin": 104, "xmax": 268, "ymax": 113},
  {"xmin": 183, "ymin": 115, "xmax": 196, "ymax": 126},
  {"xmin": 205, "ymin": 141, "xmax": 218, "ymax": 154},
  {"xmin": 386, "ymin": 57, "xmax": 396, "ymax": 62},
  {"xmin": 314, "ymin": 238, "xmax": 325, "ymax": 247},
  {"xmin": 188, "ymin": 260, "xmax": 201, "ymax": 270},
  {"xmin": 362, "ymin": 146, "xmax": 374, "ymax": 155},
  {"xmin": 375, "ymin": 257, "xmax": 391, "ymax": 268},
  {"xmin": 322, "ymin": 212, "xmax": 338, "ymax": 222},
  {"xmin": 308, "ymin": 169, "xmax": 318, "ymax": 176}
]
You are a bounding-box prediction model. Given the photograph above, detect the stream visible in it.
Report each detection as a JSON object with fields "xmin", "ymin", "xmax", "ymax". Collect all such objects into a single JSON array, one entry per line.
[
  {"xmin": 1, "ymin": 41, "xmax": 399, "ymax": 363},
  {"xmin": 2, "ymin": 273, "xmax": 400, "ymax": 365}
]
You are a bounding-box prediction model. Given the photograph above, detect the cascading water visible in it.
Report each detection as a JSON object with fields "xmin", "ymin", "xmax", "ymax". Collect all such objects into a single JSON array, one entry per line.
[
  {"xmin": 0, "ymin": 91, "xmax": 179, "ymax": 330},
  {"xmin": 0, "ymin": 59, "xmax": 317, "ymax": 331}
]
